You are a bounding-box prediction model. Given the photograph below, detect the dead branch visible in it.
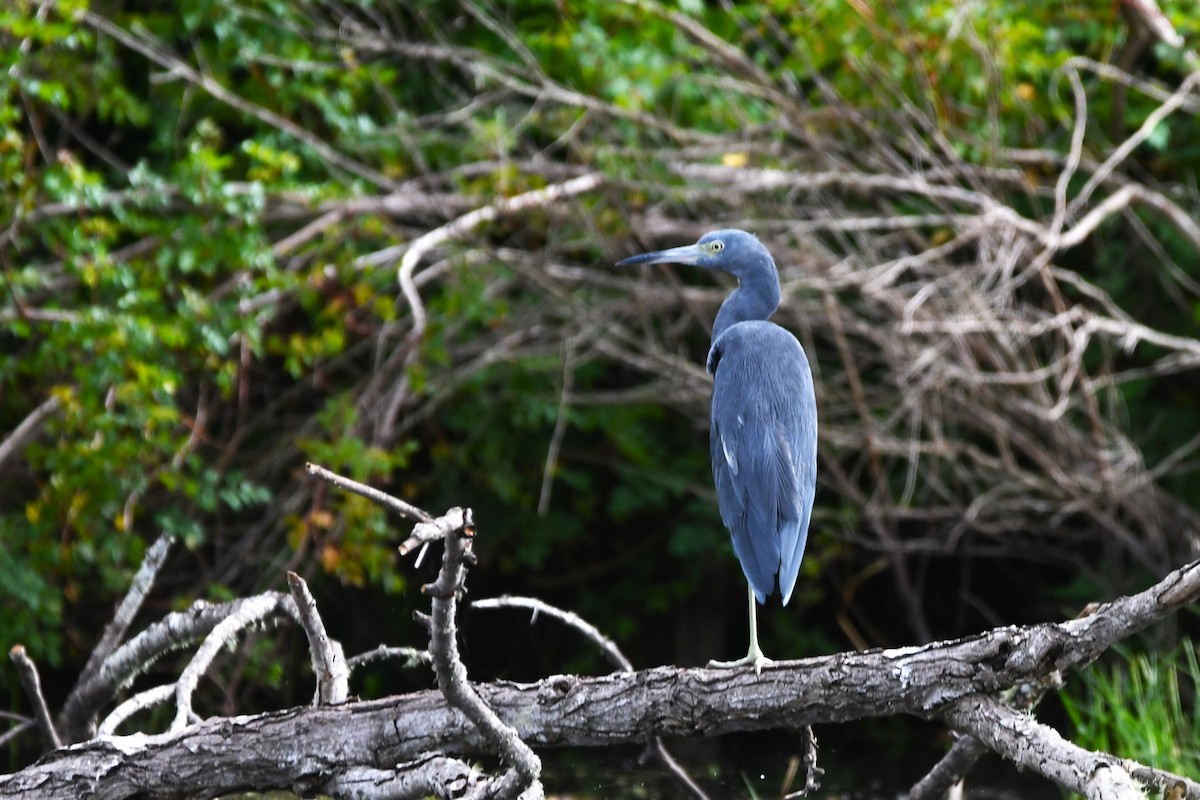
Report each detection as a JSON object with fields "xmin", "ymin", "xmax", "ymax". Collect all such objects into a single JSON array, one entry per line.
[
  {"xmin": 6, "ymin": 648, "xmax": 59, "ymax": 751},
  {"xmin": 908, "ymin": 667, "xmax": 1061, "ymax": 799},
  {"xmin": 55, "ymin": 593, "xmax": 299, "ymax": 742},
  {"xmin": 306, "ymin": 464, "xmax": 548, "ymax": 796},
  {"xmin": 286, "ymin": 572, "xmax": 349, "ymax": 705},
  {"xmin": 346, "ymin": 645, "xmax": 432, "ymax": 671},
  {"xmin": 76, "ymin": 535, "xmax": 175, "ymax": 691},
  {"xmin": 410, "ymin": 507, "xmax": 543, "ymax": 799},
  {"xmin": 169, "ymin": 593, "xmax": 299, "ymax": 732},
  {"xmin": 0, "ymin": 396, "xmax": 61, "ymax": 472},
  {"xmin": 305, "ymin": 462, "xmax": 431, "ymax": 524},
  {"xmin": 474, "ymin": 595, "xmax": 633, "ymax": 672},
  {"xmin": 474, "ymin": 595, "xmax": 713, "ymax": 800},
  {"xmin": 939, "ymin": 694, "xmax": 1196, "ymax": 800},
  {"xmin": 2, "ymin": 556, "xmax": 1195, "ymax": 799}
]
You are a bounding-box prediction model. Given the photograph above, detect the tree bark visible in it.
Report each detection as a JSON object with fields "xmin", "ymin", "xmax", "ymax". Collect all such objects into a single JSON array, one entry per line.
[{"xmin": 3, "ymin": 554, "xmax": 1197, "ymax": 799}]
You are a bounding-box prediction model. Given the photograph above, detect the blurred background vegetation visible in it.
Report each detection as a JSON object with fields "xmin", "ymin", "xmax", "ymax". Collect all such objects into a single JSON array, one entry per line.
[{"xmin": 2, "ymin": 0, "xmax": 1199, "ymax": 791}]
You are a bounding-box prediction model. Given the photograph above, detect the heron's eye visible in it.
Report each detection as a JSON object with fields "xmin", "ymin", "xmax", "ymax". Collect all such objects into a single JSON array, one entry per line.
[{"xmin": 710, "ymin": 240, "xmax": 724, "ymax": 253}]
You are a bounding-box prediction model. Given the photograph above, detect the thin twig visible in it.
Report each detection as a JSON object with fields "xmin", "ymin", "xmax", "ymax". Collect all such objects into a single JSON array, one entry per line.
[
  {"xmin": 305, "ymin": 462, "xmax": 431, "ymax": 523},
  {"xmin": 8, "ymin": 646, "xmax": 61, "ymax": 750},
  {"xmin": 649, "ymin": 739, "xmax": 712, "ymax": 800},
  {"xmin": 1070, "ymin": 71, "xmax": 1200, "ymax": 214},
  {"xmin": 97, "ymin": 684, "xmax": 176, "ymax": 737},
  {"xmin": 386, "ymin": 172, "xmax": 604, "ymax": 339},
  {"xmin": 346, "ymin": 645, "xmax": 432, "ymax": 671},
  {"xmin": 0, "ymin": 719, "xmax": 35, "ymax": 750},
  {"xmin": 0, "ymin": 395, "xmax": 61, "ymax": 472},
  {"xmin": 473, "ymin": 596, "xmax": 632, "ymax": 672},
  {"xmin": 537, "ymin": 337, "xmax": 577, "ymax": 516}
]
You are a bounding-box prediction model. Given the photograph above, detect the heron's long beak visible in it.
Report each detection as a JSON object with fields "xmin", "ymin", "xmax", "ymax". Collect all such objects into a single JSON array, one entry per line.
[{"xmin": 616, "ymin": 243, "xmax": 704, "ymax": 267}]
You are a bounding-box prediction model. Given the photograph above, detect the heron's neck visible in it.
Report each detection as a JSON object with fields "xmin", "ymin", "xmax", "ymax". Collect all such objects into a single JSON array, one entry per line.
[{"xmin": 711, "ymin": 272, "xmax": 780, "ymax": 344}]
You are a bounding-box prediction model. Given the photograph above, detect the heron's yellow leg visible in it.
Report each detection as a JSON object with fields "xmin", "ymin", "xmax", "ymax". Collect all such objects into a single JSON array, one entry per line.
[{"xmin": 708, "ymin": 583, "xmax": 773, "ymax": 674}]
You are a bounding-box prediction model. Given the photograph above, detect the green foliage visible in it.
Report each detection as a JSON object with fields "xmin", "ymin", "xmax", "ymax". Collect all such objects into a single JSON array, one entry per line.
[
  {"xmin": 1060, "ymin": 639, "xmax": 1200, "ymax": 776},
  {"xmin": 0, "ymin": 0, "xmax": 337, "ymax": 665}
]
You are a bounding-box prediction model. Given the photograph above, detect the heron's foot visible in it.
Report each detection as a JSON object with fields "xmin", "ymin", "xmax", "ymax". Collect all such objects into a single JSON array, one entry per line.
[{"xmin": 708, "ymin": 650, "xmax": 774, "ymax": 675}]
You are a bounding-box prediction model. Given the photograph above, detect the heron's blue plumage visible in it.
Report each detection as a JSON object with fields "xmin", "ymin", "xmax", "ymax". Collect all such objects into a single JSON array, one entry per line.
[
  {"xmin": 619, "ymin": 229, "xmax": 818, "ymax": 611},
  {"xmin": 710, "ymin": 320, "xmax": 815, "ymax": 605}
]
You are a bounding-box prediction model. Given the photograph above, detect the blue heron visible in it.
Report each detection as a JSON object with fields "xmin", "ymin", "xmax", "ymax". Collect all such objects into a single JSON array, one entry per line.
[{"xmin": 618, "ymin": 229, "xmax": 817, "ymax": 672}]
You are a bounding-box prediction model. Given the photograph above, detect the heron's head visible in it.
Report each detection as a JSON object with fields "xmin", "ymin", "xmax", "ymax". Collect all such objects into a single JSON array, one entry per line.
[{"xmin": 616, "ymin": 229, "xmax": 774, "ymax": 280}]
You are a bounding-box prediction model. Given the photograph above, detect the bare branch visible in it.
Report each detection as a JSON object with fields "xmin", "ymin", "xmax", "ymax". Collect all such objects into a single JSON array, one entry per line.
[
  {"xmin": 0, "ymin": 721, "xmax": 34, "ymax": 751},
  {"xmin": 645, "ymin": 737, "xmax": 714, "ymax": 800},
  {"xmin": 305, "ymin": 462, "xmax": 432, "ymax": 523},
  {"xmin": 7, "ymin": 647, "xmax": 60, "ymax": 751},
  {"xmin": 97, "ymin": 684, "xmax": 175, "ymax": 737},
  {"xmin": 171, "ymin": 593, "xmax": 298, "ymax": 731},
  {"xmin": 0, "ymin": 395, "xmax": 61, "ymax": 472},
  {"xmin": 286, "ymin": 572, "xmax": 349, "ymax": 705},
  {"xmin": 346, "ymin": 645, "xmax": 432, "ymax": 671},
  {"xmin": 416, "ymin": 508, "xmax": 543, "ymax": 799},
  {"xmin": 77, "ymin": 535, "xmax": 174, "ymax": 691},
  {"xmin": 398, "ymin": 505, "xmax": 468, "ymax": 556},
  {"xmin": 1071, "ymin": 71, "xmax": 1200, "ymax": 214},
  {"xmin": 908, "ymin": 734, "xmax": 986, "ymax": 800},
  {"xmin": 939, "ymin": 694, "xmax": 1197, "ymax": 800},
  {"xmin": 378, "ymin": 172, "xmax": 604, "ymax": 340},
  {"xmin": 1060, "ymin": 56, "xmax": 1200, "ymax": 111},
  {"xmin": 7, "ymin": 555, "xmax": 1196, "ymax": 798},
  {"xmin": 57, "ymin": 593, "xmax": 296, "ymax": 742},
  {"xmin": 473, "ymin": 596, "xmax": 633, "ymax": 673},
  {"xmin": 537, "ymin": 337, "xmax": 577, "ymax": 516},
  {"xmin": 909, "ymin": 667, "xmax": 1063, "ymax": 799},
  {"xmin": 1118, "ymin": 0, "xmax": 1185, "ymax": 49}
]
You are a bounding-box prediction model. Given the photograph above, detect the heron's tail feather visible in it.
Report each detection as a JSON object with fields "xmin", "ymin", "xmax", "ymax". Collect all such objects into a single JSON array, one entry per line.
[{"xmin": 777, "ymin": 512, "xmax": 810, "ymax": 606}]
